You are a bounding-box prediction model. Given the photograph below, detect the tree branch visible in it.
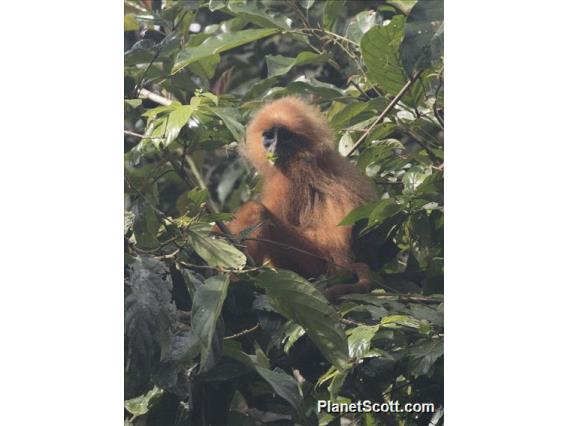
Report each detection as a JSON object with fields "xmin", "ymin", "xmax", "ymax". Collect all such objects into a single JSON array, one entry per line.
[{"xmin": 347, "ymin": 74, "xmax": 419, "ymax": 157}]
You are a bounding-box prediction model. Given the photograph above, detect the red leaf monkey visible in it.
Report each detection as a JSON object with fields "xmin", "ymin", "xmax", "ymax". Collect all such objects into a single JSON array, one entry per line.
[{"xmin": 215, "ymin": 97, "xmax": 377, "ymax": 299}]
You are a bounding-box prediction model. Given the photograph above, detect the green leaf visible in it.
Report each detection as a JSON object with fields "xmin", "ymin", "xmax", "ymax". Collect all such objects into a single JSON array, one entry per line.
[
  {"xmin": 323, "ymin": 0, "xmax": 346, "ymax": 30},
  {"xmin": 224, "ymin": 341, "xmax": 303, "ymax": 412},
  {"xmin": 132, "ymin": 200, "xmax": 160, "ymax": 250},
  {"xmin": 414, "ymin": 171, "xmax": 443, "ymax": 203},
  {"xmin": 187, "ymin": 54, "xmax": 220, "ymax": 80},
  {"xmin": 125, "ymin": 257, "xmax": 175, "ymax": 389},
  {"xmin": 282, "ymin": 322, "xmax": 306, "ymax": 353},
  {"xmin": 125, "ymin": 386, "xmax": 164, "ymax": 418},
  {"xmin": 408, "ymin": 339, "xmax": 443, "ymax": 377},
  {"xmin": 386, "ymin": 0, "xmax": 417, "ymax": 15},
  {"xmin": 173, "ymin": 28, "xmax": 280, "ymax": 73},
  {"xmin": 208, "ymin": 0, "xmax": 226, "ymax": 11},
  {"xmin": 361, "ymin": 15, "xmax": 408, "ymax": 96},
  {"xmin": 339, "ymin": 202, "xmax": 376, "ymax": 226},
  {"xmin": 227, "ymin": 2, "xmax": 291, "ymax": 29},
  {"xmin": 362, "ymin": 198, "xmax": 404, "ymax": 233},
  {"xmin": 403, "ymin": 165, "xmax": 429, "ymax": 194},
  {"xmin": 165, "ymin": 104, "xmax": 196, "ymax": 145},
  {"xmin": 209, "ymin": 107, "xmax": 244, "ymax": 140},
  {"xmin": 347, "ymin": 325, "xmax": 380, "ymax": 360},
  {"xmin": 277, "ymin": 77, "xmax": 344, "ymax": 99},
  {"xmin": 381, "ymin": 314, "xmax": 431, "ymax": 334},
  {"xmin": 124, "ymin": 15, "xmax": 140, "ymax": 32},
  {"xmin": 255, "ymin": 270, "xmax": 349, "ymax": 370},
  {"xmin": 400, "ymin": 0, "xmax": 444, "ymax": 75},
  {"xmin": 357, "ymin": 138, "xmax": 404, "ymax": 171},
  {"xmin": 329, "ymin": 101, "xmax": 371, "ymax": 130},
  {"xmin": 125, "ymin": 99, "xmax": 142, "ymax": 109},
  {"xmin": 266, "ymin": 51, "xmax": 329, "ymax": 78},
  {"xmin": 186, "ymin": 224, "xmax": 247, "ymax": 270},
  {"xmin": 192, "ymin": 274, "xmax": 230, "ymax": 368},
  {"xmin": 346, "ymin": 10, "xmax": 381, "ymax": 44}
]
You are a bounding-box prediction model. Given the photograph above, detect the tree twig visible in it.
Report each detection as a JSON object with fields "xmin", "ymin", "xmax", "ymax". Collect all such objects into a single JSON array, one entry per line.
[
  {"xmin": 347, "ymin": 74, "xmax": 419, "ymax": 157},
  {"xmin": 124, "ymin": 129, "xmax": 165, "ymax": 140},
  {"xmin": 224, "ymin": 323, "xmax": 261, "ymax": 340},
  {"xmin": 138, "ymin": 88, "xmax": 173, "ymax": 106}
]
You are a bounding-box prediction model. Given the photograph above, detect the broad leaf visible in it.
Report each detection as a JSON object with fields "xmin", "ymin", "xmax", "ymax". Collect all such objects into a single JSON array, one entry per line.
[
  {"xmin": 266, "ymin": 52, "xmax": 329, "ymax": 78},
  {"xmin": 255, "ymin": 270, "xmax": 349, "ymax": 370},
  {"xmin": 362, "ymin": 198, "xmax": 404, "ymax": 233},
  {"xmin": 224, "ymin": 341, "xmax": 303, "ymax": 413},
  {"xmin": 173, "ymin": 28, "xmax": 280, "ymax": 73},
  {"xmin": 361, "ymin": 16, "xmax": 407, "ymax": 95},
  {"xmin": 400, "ymin": 0, "xmax": 444, "ymax": 75},
  {"xmin": 186, "ymin": 224, "xmax": 246, "ymax": 270},
  {"xmin": 323, "ymin": 0, "xmax": 346, "ymax": 30},
  {"xmin": 191, "ymin": 274, "xmax": 230, "ymax": 369}
]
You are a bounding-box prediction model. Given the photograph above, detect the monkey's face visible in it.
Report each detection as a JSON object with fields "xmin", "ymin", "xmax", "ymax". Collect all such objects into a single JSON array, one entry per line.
[{"xmin": 261, "ymin": 126, "xmax": 300, "ymax": 166}]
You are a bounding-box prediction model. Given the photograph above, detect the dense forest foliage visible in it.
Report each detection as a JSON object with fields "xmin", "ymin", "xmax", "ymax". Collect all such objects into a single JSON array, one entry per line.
[{"xmin": 124, "ymin": 0, "xmax": 443, "ymax": 424}]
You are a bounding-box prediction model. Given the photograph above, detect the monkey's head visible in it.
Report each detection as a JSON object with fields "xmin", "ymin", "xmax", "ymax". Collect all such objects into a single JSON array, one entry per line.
[{"xmin": 241, "ymin": 97, "xmax": 334, "ymax": 174}]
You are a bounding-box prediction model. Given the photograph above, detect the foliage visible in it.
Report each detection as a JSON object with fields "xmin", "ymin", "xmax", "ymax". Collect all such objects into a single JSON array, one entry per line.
[{"xmin": 124, "ymin": 0, "xmax": 443, "ymax": 424}]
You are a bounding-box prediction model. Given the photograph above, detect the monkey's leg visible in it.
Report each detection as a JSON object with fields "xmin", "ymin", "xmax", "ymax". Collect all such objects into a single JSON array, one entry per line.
[{"xmin": 324, "ymin": 262, "xmax": 372, "ymax": 301}]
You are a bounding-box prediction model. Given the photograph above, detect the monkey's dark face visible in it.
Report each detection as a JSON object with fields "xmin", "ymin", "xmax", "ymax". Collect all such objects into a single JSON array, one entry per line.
[{"xmin": 262, "ymin": 126, "xmax": 299, "ymax": 166}]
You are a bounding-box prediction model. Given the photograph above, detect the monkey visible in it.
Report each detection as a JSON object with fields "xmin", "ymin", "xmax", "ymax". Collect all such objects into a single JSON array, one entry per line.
[{"xmin": 215, "ymin": 96, "xmax": 378, "ymax": 300}]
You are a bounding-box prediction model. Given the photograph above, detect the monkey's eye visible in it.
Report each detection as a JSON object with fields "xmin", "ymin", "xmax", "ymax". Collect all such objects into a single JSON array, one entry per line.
[
  {"xmin": 262, "ymin": 129, "xmax": 276, "ymax": 150},
  {"xmin": 262, "ymin": 129, "xmax": 275, "ymax": 140}
]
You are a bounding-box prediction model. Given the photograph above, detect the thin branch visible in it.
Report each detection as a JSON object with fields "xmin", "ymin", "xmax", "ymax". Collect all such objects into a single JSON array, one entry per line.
[
  {"xmin": 138, "ymin": 88, "xmax": 173, "ymax": 106},
  {"xmin": 224, "ymin": 324, "xmax": 261, "ymax": 340},
  {"xmin": 124, "ymin": 129, "xmax": 165, "ymax": 140},
  {"xmin": 347, "ymin": 75, "xmax": 419, "ymax": 157}
]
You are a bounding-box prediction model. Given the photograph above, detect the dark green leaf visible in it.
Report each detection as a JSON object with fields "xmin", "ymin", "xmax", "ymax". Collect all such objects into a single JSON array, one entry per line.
[
  {"xmin": 191, "ymin": 274, "xmax": 230, "ymax": 368},
  {"xmin": 400, "ymin": 0, "xmax": 444, "ymax": 75},
  {"xmin": 323, "ymin": 0, "xmax": 346, "ymax": 30},
  {"xmin": 173, "ymin": 28, "xmax": 280, "ymax": 73},
  {"xmin": 186, "ymin": 224, "xmax": 246, "ymax": 270},
  {"xmin": 266, "ymin": 51, "xmax": 329, "ymax": 78},
  {"xmin": 361, "ymin": 16, "xmax": 407, "ymax": 95},
  {"xmin": 362, "ymin": 198, "xmax": 404, "ymax": 233},
  {"xmin": 227, "ymin": 2, "xmax": 291, "ymax": 29},
  {"xmin": 224, "ymin": 341, "xmax": 303, "ymax": 412},
  {"xmin": 255, "ymin": 270, "xmax": 349, "ymax": 370},
  {"xmin": 338, "ymin": 202, "xmax": 376, "ymax": 226}
]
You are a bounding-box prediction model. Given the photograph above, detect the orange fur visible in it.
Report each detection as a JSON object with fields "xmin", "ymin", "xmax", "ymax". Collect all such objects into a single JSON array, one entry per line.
[{"xmin": 223, "ymin": 97, "xmax": 377, "ymax": 298}]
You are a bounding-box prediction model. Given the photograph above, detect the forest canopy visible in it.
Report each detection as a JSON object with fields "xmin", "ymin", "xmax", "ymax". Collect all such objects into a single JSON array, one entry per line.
[{"xmin": 124, "ymin": 0, "xmax": 443, "ymax": 425}]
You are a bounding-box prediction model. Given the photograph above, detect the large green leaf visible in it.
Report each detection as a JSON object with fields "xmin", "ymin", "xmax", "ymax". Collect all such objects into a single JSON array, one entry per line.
[
  {"xmin": 192, "ymin": 274, "xmax": 230, "ymax": 368},
  {"xmin": 362, "ymin": 198, "xmax": 404, "ymax": 233},
  {"xmin": 266, "ymin": 51, "xmax": 329, "ymax": 78},
  {"xmin": 323, "ymin": 0, "xmax": 346, "ymax": 30},
  {"xmin": 132, "ymin": 200, "xmax": 160, "ymax": 250},
  {"xmin": 186, "ymin": 224, "xmax": 246, "ymax": 270},
  {"xmin": 224, "ymin": 341, "xmax": 303, "ymax": 413},
  {"xmin": 208, "ymin": 107, "xmax": 244, "ymax": 141},
  {"xmin": 227, "ymin": 2, "xmax": 291, "ymax": 30},
  {"xmin": 255, "ymin": 270, "xmax": 349, "ymax": 370},
  {"xmin": 338, "ymin": 202, "xmax": 376, "ymax": 226},
  {"xmin": 400, "ymin": 0, "xmax": 444, "ymax": 76},
  {"xmin": 361, "ymin": 15, "xmax": 408, "ymax": 95},
  {"xmin": 173, "ymin": 28, "xmax": 280, "ymax": 73},
  {"xmin": 347, "ymin": 325, "xmax": 380, "ymax": 360}
]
